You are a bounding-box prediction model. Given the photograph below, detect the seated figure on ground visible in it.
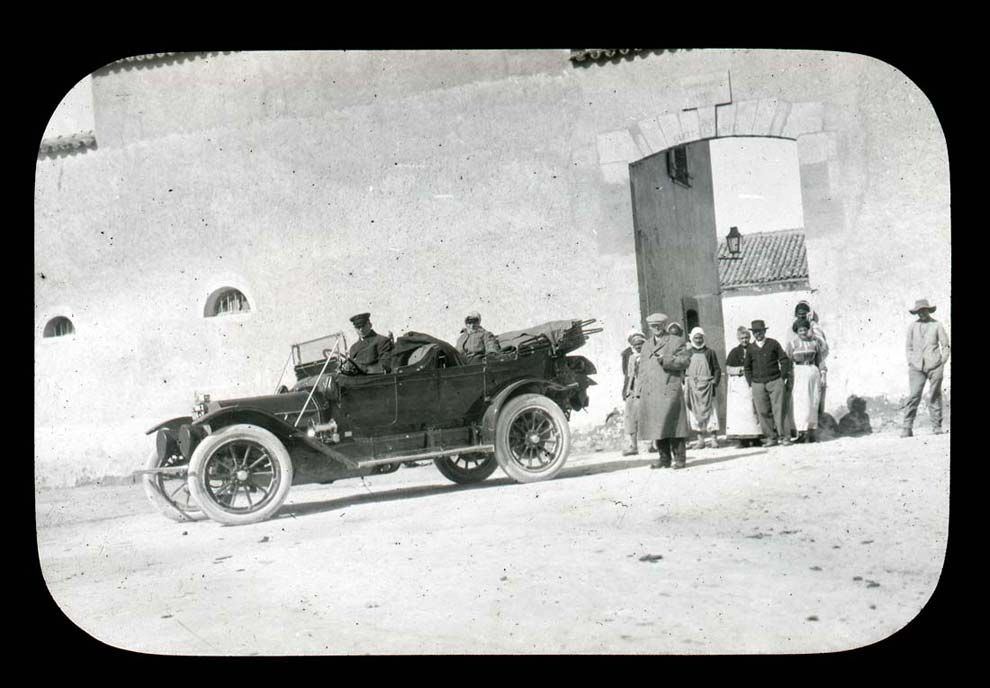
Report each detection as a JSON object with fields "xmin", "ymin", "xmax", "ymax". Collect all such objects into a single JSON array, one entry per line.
[{"xmin": 838, "ymin": 395, "xmax": 873, "ymax": 437}]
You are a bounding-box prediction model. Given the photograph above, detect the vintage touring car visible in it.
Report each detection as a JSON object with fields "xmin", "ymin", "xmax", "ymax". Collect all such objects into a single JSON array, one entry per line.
[{"xmin": 140, "ymin": 319, "xmax": 600, "ymax": 525}]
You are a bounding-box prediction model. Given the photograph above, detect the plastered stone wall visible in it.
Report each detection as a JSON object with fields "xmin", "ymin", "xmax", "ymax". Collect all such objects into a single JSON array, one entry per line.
[{"xmin": 35, "ymin": 50, "xmax": 949, "ymax": 486}]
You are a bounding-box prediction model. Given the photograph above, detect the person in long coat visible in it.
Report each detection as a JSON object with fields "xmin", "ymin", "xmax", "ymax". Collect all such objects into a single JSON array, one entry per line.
[
  {"xmin": 455, "ymin": 310, "xmax": 501, "ymax": 363},
  {"xmin": 621, "ymin": 331, "xmax": 647, "ymax": 456},
  {"xmin": 638, "ymin": 312, "xmax": 692, "ymax": 469}
]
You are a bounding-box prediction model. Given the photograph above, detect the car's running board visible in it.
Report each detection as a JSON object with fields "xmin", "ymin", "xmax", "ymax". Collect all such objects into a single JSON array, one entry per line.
[
  {"xmin": 297, "ymin": 435, "xmax": 361, "ymax": 469},
  {"xmin": 357, "ymin": 444, "xmax": 495, "ymax": 468}
]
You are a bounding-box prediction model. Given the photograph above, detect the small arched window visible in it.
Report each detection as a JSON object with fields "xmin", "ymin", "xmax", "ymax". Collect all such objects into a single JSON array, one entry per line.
[
  {"xmin": 204, "ymin": 287, "xmax": 251, "ymax": 317},
  {"xmin": 44, "ymin": 316, "xmax": 75, "ymax": 338}
]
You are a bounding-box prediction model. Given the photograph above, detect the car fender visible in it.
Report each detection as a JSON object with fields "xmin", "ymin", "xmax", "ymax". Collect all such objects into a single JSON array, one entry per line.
[
  {"xmin": 479, "ymin": 378, "xmax": 572, "ymax": 445},
  {"xmin": 192, "ymin": 406, "xmax": 302, "ymax": 442},
  {"xmin": 189, "ymin": 406, "xmax": 359, "ymax": 469},
  {"xmin": 145, "ymin": 416, "xmax": 194, "ymax": 436}
]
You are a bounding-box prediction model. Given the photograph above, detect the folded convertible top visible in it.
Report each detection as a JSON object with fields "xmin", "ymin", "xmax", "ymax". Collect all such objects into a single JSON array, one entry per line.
[{"xmin": 496, "ymin": 319, "xmax": 598, "ymax": 356}]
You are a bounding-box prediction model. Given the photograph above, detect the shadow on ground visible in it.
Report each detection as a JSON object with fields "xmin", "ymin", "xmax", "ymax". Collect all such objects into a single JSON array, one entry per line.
[
  {"xmin": 683, "ymin": 450, "xmax": 765, "ymax": 469},
  {"xmin": 277, "ymin": 456, "xmax": 656, "ymax": 520}
]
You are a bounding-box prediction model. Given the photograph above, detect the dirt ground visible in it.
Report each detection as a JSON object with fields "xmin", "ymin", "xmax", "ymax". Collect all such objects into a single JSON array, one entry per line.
[{"xmin": 35, "ymin": 429, "xmax": 949, "ymax": 655}]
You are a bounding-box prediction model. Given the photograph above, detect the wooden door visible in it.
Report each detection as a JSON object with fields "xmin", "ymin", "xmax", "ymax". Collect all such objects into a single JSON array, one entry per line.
[{"xmin": 631, "ymin": 142, "xmax": 727, "ymax": 432}]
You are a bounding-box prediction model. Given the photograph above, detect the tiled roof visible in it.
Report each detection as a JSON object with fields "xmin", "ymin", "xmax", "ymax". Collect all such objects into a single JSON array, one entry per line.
[
  {"xmin": 98, "ymin": 51, "xmax": 235, "ymax": 72},
  {"xmin": 38, "ymin": 131, "xmax": 97, "ymax": 158},
  {"xmin": 570, "ymin": 49, "xmax": 646, "ymax": 62},
  {"xmin": 718, "ymin": 229, "xmax": 809, "ymax": 290},
  {"xmin": 569, "ymin": 49, "xmax": 689, "ymax": 65}
]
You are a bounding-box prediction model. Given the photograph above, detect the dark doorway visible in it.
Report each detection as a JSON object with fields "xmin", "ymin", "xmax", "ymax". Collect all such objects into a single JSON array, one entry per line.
[{"xmin": 685, "ymin": 308, "xmax": 699, "ymax": 333}]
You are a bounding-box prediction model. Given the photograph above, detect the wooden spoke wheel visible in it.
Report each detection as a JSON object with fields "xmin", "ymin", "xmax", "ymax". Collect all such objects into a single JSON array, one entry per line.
[
  {"xmin": 494, "ymin": 393, "xmax": 571, "ymax": 483},
  {"xmin": 433, "ymin": 452, "xmax": 498, "ymax": 484},
  {"xmin": 143, "ymin": 449, "xmax": 207, "ymax": 523},
  {"xmin": 187, "ymin": 425, "xmax": 293, "ymax": 525}
]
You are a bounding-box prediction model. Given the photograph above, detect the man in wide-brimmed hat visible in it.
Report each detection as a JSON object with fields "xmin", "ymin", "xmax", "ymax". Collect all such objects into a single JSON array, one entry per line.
[
  {"xmin": 743, "ymin": 319, "xmax": 792, "ymax": 447},
  {"xmin": 899, "ymin": 299, "xmax": 950, "ymax": 437},
  {"xmin": 638, "ymin": 312, "xmax": 692, "ymax": 469}
]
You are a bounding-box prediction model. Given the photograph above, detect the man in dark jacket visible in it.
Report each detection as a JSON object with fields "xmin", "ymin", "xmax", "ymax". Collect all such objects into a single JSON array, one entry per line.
[
  {"xmin": 346, "ymin": 312, "xmax": 393, "ymax": 374},
  {"xmin": 743, "ymin": 320, "xmax": 792, "ymax": 447},
  {"xmin": 455, "ymin": 311, "xmax": 501, "ymax": 364}
]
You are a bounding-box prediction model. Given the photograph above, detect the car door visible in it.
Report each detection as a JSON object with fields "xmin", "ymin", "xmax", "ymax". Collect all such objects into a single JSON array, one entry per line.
[{"xmin": 334, "ymin": 374, "xmax": 398, "ymax": 433}]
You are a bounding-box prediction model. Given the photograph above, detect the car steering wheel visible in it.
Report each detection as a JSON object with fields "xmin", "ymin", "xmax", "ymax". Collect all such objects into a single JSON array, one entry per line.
[{"xmin": 326, "ymin": 349, "xmax": 367, "ymax": 376}]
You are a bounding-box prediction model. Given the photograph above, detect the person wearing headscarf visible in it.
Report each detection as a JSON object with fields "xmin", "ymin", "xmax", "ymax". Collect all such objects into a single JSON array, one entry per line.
[
  {"xmin": 786, "ymin": 317, "xmax": 827, "ymax": 442},
  {"xmin": 684, "ymin": 327, "xmax": 722, "ymax": 449},
  {"xmin": 638, "ymin": 312, "xmax": 693, "ymax": 469},
  {"xmin": 725, "ymin": 325, "xmax": 762, "ymax": 447},
  {"xmin": 621, "ymin": 330, "xmax": 647, "ymax": 456},
  {"xmin": 456, "ymin": 311, "xmax": 501, "ymax": 364},
  {"xmin": 666, "ymin": 321, "xmax": 684, "ymax": 338},
  {"xmin": 620, "ymin": 327, "xmax": 640, "ymax": 399}
]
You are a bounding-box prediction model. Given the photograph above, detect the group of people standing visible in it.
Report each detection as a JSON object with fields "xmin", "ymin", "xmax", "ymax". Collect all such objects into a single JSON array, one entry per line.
[
  {"xmin": 620, "ymin": 300, "xmax": 832, "ymax": 466},
  {"xmin": 725, "ymin": 300, "xmax": 828, "ymax": 447},
  {"xmin": 621, "ymin": 312, "xmax": 725, "ymax": 469},
  {"xmin": 621, "ymin": 296, "xmax": 951, "ymax": 464}
]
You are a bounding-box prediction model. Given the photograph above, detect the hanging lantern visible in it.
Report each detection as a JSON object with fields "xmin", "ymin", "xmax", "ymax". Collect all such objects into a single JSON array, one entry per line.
[{"xmin": 726, "ymin": 226, "xmax": 742, "ymax": 257}]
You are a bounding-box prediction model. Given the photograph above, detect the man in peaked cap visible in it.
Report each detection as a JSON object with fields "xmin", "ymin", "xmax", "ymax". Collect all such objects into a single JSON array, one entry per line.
[
  {"xmin": 345, "ymin": 312, "xmax": 393, "ymax": 374},
  {"xmin": 899, "ymin": 299, "xmax": 950, "ymax": 437},
  {"xmin": 621, "ymin": 329, "xmax": 647, "ymax": 456},
  {"xmin": 456, "ymin": 311, "xmax": 501, "ymax": 364}
]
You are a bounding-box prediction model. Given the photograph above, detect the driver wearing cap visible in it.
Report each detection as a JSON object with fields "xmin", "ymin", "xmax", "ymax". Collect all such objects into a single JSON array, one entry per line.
[
  {"xmin": 346, "ymin": 313, "xmax": 393, "ymax": 374},
  {"xmin": 456, "ymin": 311, "xmax": 501, "ymax": 364}
]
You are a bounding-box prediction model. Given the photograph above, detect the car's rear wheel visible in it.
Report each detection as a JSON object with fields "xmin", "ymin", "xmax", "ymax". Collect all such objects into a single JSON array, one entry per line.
[
  {"xmin": 434, "ymin": 452, "xmax": 498, "ymax": 484},
  {"xmin": 494, "ymin": 393, "xmax": 571, "ymax": 483},
  {"xmin": 142, "ymin": 449, "xmax": 207, "ymax": 522},
  {"xmin": 187, "ymin": 425, "xmax": 293, "ymax": 525}
]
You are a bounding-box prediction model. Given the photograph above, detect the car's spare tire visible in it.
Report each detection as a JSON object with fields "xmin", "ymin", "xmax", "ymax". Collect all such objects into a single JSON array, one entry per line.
[
  {"xmin": 494, "ymin": 393, "xmax": 571, "ymax": 483},
  {"xmin": 434, "ymin": 452, "xmax": 498, "ymax": 484},
  {"xmin": 187, "ymin": 424, "xmax": 293, "ymax": 526},
  {"xmin": 143, "ymin": 449, "xmax": 207, "ymax": 523}
]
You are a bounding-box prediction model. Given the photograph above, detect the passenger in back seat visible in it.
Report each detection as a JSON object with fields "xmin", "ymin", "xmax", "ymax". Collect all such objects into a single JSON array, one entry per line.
[{"xmin": 456, "ymin": 311, "xmax": 501, "ymax": 364}]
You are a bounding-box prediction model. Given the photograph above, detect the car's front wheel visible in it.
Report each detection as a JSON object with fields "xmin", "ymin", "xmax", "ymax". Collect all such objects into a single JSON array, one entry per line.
[
  {"xmin": 494, "ymin": 393, "xmax": 571, "ymax": 483},
  {"xmin": 434, "ymin": 452, "xmax": 498, "ymax": 484},
  {"xmin": 187, "ymin": 424, "xmax": 293, "ymax": 525}
]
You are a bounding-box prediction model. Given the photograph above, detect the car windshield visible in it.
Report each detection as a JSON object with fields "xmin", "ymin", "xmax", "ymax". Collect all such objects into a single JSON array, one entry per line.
[
  {"xmin": 292, "ymin": 333, "xmax": 347, "ymax": 367},
  {"xmin": 292, "ymin": 374, "xmax": 333, "ymax": 394}
]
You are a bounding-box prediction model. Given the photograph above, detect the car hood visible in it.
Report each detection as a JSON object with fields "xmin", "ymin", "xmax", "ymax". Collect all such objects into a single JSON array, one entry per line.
[{"xmin": 213, "ymin": 391, "xmax": 314, "ymax": 415}]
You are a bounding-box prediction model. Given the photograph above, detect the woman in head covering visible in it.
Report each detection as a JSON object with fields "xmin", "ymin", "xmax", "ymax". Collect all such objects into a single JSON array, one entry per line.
[
  {"xmin": 786, "ymin": 317, "xmax": 827, "ymax": 442},
  {"xmin": 684, "ymin": 327, "xmax": 722, "ymax": 449},
  {"xmin": 725, "ymin": 325, "xmax": 762, "ymax": 447},
  {"xmin": 666, "ymin": 321, "xmax": 684, "ymax": 338},
  {"xmin": 622, "ymin": 330, "xmax": 647, "ymax": 456}
]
